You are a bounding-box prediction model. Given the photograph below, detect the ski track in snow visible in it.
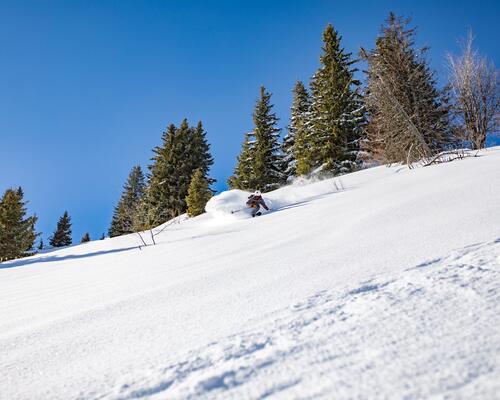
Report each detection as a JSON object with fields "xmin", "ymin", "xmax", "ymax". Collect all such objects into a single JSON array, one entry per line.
[{"xmin": 105, "ymin": 239, "xmax": 500, "ymax": 400}]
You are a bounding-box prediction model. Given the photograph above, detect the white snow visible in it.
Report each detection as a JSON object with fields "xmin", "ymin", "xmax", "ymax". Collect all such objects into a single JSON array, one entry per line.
[{"xmin": 1, "ymin": 147, "xmax": 500, "ymax": 399}]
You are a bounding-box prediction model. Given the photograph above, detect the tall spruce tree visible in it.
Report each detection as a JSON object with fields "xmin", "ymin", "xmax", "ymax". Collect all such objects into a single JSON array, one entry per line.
[
  {"xmin": 167, "ymin": 119, "xmax": 194, "ymax": 217},
  {"xmin": 253, "ymin": 86, "xmax": 284, "ymax": 190},
  {"xmin": 186, "ymin": 169, "xmax": 213, "ymax": 217},
  {"xmin": 284, "ymin": 80, "xmax": 312, "ymax": 177},
  {"xmin": 229, "ymin": 86, "xmax": 284, "ymax": 191},
  {"xmin": 109, "ymin": 165, "xmax": 146, "ymax": 237},
  {"xmin": 227, "ymin": 131, "xmax": 256, "ymax": 190},
  {"xmin": 146, "ymin": 119, "xmax": 214, "ymax": 225},
  {"xmin": 308, "ymin": 24, "xmax": 365, "ymax": 175},
  {"xmin": 0, "ymin": 187, "xmax": 38, "ymax": 262},
  {"xmin": 146, "ymin": 123, "xmax": 177, "ymax": 227},
  {"xmin": 49, "ymin": 211, "xmax": 72, "ymax": 247},
  {"xmin": 191, "ymin": 121, "xmax": 215, "ymax": 184},
  {"xmin": 362, "ymin": 13, "xmax": 452, "ymax": 164}
]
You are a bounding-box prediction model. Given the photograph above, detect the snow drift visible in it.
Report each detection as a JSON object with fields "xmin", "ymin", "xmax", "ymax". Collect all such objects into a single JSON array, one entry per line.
[
  {"xmin": 1, "ymin": 147, "xmax": 500, "ymax": 400},
  {"xmin": 205, "ymin": 177, "xmax": 345, "ymax": 219}
]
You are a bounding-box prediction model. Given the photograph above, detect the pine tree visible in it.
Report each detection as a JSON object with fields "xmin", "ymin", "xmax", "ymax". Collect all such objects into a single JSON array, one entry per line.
[
  {"xmin": 49, "ymin": 211, "xmax": 72, "ymax": 247},
  {"xmin": 80, "ymin": 232, "xmax": 91, "ymax": 243},
  {"xmin": 186, "ymin": 169, "xmax": 213, "ymax": 217},
  {"xmin": 167, "ymin": 119, "xmax": 194, "ymax": 217},
  {"xmin": 227, "ymin": 131, "xmax": 257, "ymax": 190},
  {"xmin": 100, "ymin": 233, "xmax": 105, "ymax": 240},
  {"xmin": 191, "ymin": 121, "xmax": 215, "ymax": 184},
  {"xmin": 284, "ymin": 81, "xmax": 312, "ymax": 177},
  {"xmin": 0, "ymin": 187, "xmax": 38, "ymax": 262},
  {"xmin": 362, "ymin": 13, "xmax": 452, "ymax": 164},
  {"xmin": 229, "ymin": 87, "xmax": 284, "ymax": 191},
  {"xmin": 109, "ymin": 165, "xmax": 146, "ymax": 237},
  {"xmin": 37, "ymin": 238, "xmax": 44, "ymax": 251},
  {"xmin": 146, "ymin": 119, "xmax": 214, "ymax": 225},
  {"xmin": 308, "ymin": 24, "xmax": 365, "ymax": 175},
  {"xmin": 146, "ymin": 123, "xmax": 177, "ymax": 227},
  {"xmin": 166, "ymin": 119, "xmax": 214, "ymax": 218},
  {"xmin": 253, "ymin": 86, "xmax": 284, "ymax": 190}
]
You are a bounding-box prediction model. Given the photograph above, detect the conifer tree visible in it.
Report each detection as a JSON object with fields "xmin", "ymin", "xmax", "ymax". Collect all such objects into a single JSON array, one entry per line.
[
  {"xmin": 228, "ymin": 131, "xmax": 257, "ymax": 190},
  {"xmin": 109, "ymin": 165, "xmax": 146, "ymax": 237},
  {"xmin": 229, "ymin": 87, "xmax": 284, "ymax": 191},
  {"xmin": 167, "ymin": 119, "xmax": 194, "ymax": 217},
  {"xmin": 186, "ymin": 169, "xmax": 213, "ymax": 217},
  {"xmin": 191, "ymin": 121, "xmax": 215, "ymax": 184},
  {"xmin": 37, "ymin": 238, "xmax": 44, "ymax": 251},
  {"xmin": 49, "ymin": 211, "xmax": 72, "ymax": 248},
  {"xmin": 0, "ymin": 187, "xmax": 38, "ymax": 261},
  {"xmin": 308, "ymin": 24, "xmax": 365, "ymax": 175},
  {"xmin": 362, "ymin": 13, "xmax": 452, "ymax": 164},
  {"xmin": 100, "ymin": 233, "xmax": 105, "ymax": 240},
  {"xmin": 284, "ymin": 81, "xmax": 312, "ymax": 177},
  {"xmin": 80, "ymin": 232, "xmax": 91, "ymax": 243},
  {"xmin": 253, "ymin": 86, "xmax": 284, "ymax": 190},
  {"xmin": 146, "ymin": 123, "xmax": 177, "ymax": 227},
  {"xmin": 166, "ymin": 119, "xmax": 214, "ymax": 218},
  {"xmin": 146, "ymin": 119, "xmax": 214, "ymax": 225}
]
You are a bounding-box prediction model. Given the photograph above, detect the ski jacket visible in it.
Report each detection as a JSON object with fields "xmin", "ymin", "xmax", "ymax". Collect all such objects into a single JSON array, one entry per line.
[{"xmin": 246, "ymin": 195, "xmax": 269, "ymax": 210}]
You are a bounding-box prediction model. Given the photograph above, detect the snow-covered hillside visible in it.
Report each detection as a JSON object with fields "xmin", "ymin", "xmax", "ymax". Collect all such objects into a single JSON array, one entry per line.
[{"xmin": 1, "ymin": 148, "xmax": 500, "ymax": 400}]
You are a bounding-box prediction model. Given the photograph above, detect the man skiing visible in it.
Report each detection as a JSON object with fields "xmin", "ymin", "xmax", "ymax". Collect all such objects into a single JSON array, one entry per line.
[{"xmin": 246, "ymin": 190, "xmax": 270, "ymax": 217}]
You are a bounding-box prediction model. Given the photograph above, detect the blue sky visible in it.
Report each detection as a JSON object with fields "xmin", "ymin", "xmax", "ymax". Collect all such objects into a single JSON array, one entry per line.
[{"xmin": 1, "ymin": 0, "xmax": 498, "ymax": 243}]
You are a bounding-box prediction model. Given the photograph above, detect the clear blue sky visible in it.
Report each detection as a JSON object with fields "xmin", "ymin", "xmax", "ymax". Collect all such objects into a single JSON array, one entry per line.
[{"xmin": 1, "ymin": 0, "xmax": 498, "ymax": 243}]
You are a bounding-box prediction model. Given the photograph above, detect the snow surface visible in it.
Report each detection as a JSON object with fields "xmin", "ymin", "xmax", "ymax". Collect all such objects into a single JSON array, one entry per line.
[{"xmin": 1, "ymin": 148, "xmax": 500, "ymax": 399}]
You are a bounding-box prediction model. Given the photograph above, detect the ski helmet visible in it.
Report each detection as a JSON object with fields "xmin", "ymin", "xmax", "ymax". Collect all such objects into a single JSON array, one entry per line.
[{"xmin": 254, "ymin": 190, "xmax": 261, "ymax": 196}]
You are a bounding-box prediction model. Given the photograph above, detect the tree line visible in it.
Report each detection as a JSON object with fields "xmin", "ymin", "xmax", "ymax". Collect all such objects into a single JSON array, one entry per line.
[{"xmin": 1, "ymin": 13, "xmax": 498, "ymax": 261}]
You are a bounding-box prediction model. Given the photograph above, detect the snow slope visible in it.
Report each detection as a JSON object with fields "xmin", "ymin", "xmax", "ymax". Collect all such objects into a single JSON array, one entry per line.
[{"xmin": 1, "ymin": 148, "xmax": 500, "ymax": 399}]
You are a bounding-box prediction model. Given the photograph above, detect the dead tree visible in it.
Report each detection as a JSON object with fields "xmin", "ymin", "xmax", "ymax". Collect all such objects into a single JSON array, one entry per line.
[
  {"xmin": 361, "ymin": 14, "xmax": 452, "ymax": 166},
  {"xmin": 447, "ymin": 32, "xmax": 499, "ymax": 150}
]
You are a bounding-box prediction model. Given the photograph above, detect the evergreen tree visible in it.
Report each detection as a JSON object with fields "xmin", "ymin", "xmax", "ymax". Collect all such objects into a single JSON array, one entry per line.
[
  {"xmin": 37, "ymin": 238, "xmax": 44, "ymax": 251},
  {"xmin": 146, "ymin": 119, "xmax": 214, "ymax": 225},
  {"xmin": 166, "ymin": 119, "xmax": 214, "ymax": 218},
  {"xmin": 362, "ymin": 13, "xmax": 452, "ymax": 164},
  {"xmin": 253, "ymin": 86, "xmax": 284, "ymax": 190},
  {"xmin": 229, "ymin": 86, "xmax": 284, "ymax": 191},
  {"xmin": 284, "ymin": 81, "xmax": 312, "ymax": 177},
  {"xmin": 191, "ymin": 121, "xmax": 215, "ymax": 184},
  {"xmin": 308, "ymin": 24, "xmax": 365, "ymax": 175},
  {"xmin": 186, "ymin": 169, "xmax": 213, "ymax": 217},
  {"xmin": 109, "ymin": 165, "xmax": 146, "ymax": 237},
  {"xmin": 49, "ymin": 211, "xmax": 72, "ymax": 247},
  {"xmin": 100, "ymin": 233, "xmax": 105, "ymax": 240},
  {"xmin": 80, "ymin": 232, "xmax": 91, "ymax": 243},
  {"xmin": 167, "ymin": 119, "xmax": 194, "ymax": 217},
  {"xmin": 227, "ymin": 131, "xmax": 257, "ymax": 190},
  {"xmin": 146, "ymin": 123, "xmax": 177, "ymax": 227},
  {"xmin": 0, "ymin": 187, "xmax": 38, "ymax": 262}
]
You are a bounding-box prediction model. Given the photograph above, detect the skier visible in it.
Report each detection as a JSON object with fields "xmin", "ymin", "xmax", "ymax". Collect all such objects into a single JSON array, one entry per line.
[{"xmin": 246, "ymin": 190, "xmax": 270, "ymax": 217}]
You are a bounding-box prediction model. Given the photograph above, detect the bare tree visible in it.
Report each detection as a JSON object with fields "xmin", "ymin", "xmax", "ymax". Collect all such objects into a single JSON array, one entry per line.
[{"xmin": 447, "ymin": 32, "xmax": 499, "ymax": 150}]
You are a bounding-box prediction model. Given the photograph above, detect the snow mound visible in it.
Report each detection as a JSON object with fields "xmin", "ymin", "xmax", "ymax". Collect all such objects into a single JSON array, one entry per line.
[
  {"xmin": 205, "ymin": 176, "xmax": 345, "ymax": 219},
  {"xmin": 205, "ymin": 189, "xmax": 252, "ymax": 218}
]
